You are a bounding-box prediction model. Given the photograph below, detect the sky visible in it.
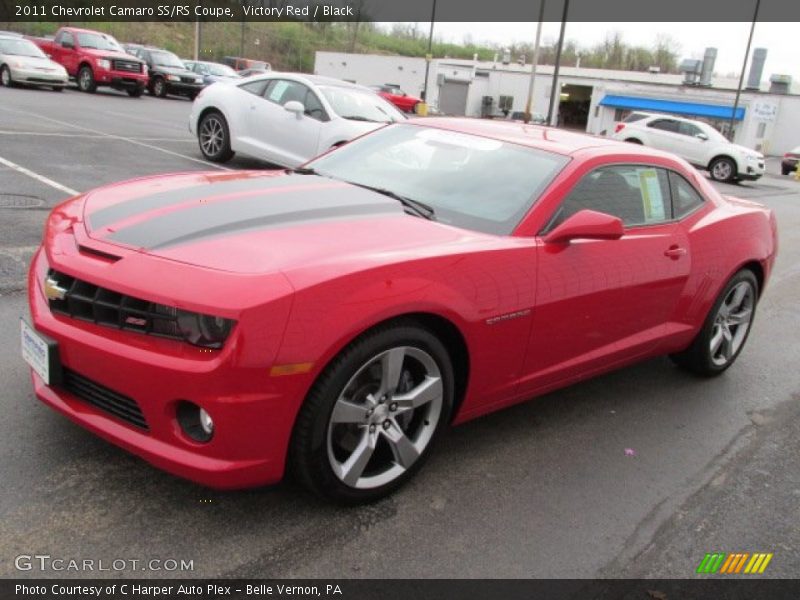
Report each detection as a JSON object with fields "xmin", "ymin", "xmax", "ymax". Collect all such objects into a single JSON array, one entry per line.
[{"xmin": 402, "ymin": 22, "xmax": 796, "ymax": 80}]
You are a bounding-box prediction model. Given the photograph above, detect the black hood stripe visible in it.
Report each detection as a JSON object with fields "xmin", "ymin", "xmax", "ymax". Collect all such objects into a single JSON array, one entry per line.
[
  {"xmin": 106, "ymin": 185, "xmax": 402, "ymax": 250},
  {"xmin": 88, "ymin": 175, "xmax": 315, "ymax": 231}
]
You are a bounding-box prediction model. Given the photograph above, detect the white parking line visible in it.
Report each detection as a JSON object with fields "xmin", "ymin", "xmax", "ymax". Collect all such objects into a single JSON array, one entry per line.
[
  {"xmin": 0, "ymin": 131, "xmax": 194, "ymax": 142},
  {"xmin": 0, "ymin": 155, "xmax": 79, "ymax": 196},
  {"xmin": 0, "ymin": 106, "xmax": 231, "ymax": 171}
]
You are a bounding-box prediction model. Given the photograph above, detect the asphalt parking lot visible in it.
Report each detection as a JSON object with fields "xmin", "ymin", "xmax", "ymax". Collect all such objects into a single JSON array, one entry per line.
[{"xmin": 1, "ymin": 85, "xmax": 799, "ymax": 579}]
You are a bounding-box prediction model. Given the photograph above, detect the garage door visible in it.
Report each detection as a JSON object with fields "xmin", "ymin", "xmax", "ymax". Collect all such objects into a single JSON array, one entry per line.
[{"xmin": 438, "ymin": 81, "xmax": 470, "ymax": 116}]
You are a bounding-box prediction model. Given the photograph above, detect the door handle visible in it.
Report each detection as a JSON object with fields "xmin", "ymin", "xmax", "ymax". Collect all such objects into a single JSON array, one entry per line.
[{"xmin": 664, "ymin": 245, "xmax": 687, "ymax": 259}]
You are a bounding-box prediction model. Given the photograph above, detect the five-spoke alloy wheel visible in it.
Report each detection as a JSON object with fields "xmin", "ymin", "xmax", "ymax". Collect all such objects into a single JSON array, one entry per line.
[
  {"xmin": 291, "ymin": 322, "xmax": 454, "ymax": 504},
  {"xmin": 197, "ymin": 111, "xmax": 234, "ymax": 162}
]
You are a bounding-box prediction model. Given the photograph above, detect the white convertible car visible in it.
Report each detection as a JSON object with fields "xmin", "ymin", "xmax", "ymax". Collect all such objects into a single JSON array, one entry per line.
[{"xmin": 189, "ymin": 73, "xmax": 406, "ymax": 166}]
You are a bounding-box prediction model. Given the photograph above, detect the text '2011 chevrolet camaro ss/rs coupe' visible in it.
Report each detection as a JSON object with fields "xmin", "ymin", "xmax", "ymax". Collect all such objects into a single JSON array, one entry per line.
[{"xmin": 23, "ymin": 119, "xmax": 777, "ymax": 503}]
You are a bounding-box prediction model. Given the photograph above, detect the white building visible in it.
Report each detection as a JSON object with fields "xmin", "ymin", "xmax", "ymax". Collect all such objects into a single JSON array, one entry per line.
[{"xmin": 314, "ymin": 51, "xmax": 800, "ymax": 156}]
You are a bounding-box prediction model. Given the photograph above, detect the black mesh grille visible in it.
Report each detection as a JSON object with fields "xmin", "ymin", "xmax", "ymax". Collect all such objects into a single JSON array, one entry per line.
[
  {"xmin": 113, "ymin": 59, "xmax": 142, "ymax": 73},
  {"xmin": 61, "ymin": 368, "xmax": 148, "ymax": 430},
  {"xmin": 47, "ymin": 269, "xmax": 182, "ymax": 342}
]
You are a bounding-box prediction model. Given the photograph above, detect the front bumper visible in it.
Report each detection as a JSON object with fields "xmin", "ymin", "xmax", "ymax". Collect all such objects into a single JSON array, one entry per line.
[
  {"xmin": 96, "ymin": 69, "xmax": 148, "ymax": 89},
  {"xmin": 740, "ymin": 158, "xmax": 766, "ymax": 180},
  {"xmin": 11, "ymin": 66, "xmax": 67, "ymax": 86},
  {"xmin": 166, "ymin": 80, "xmax": 204, "ymax": 96},
  {"xmin": 27, "ymin": 247, "xmax": 307, "ymax": 489}
]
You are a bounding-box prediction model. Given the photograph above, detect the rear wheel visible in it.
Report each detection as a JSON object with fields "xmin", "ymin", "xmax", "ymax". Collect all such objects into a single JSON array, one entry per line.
[
  {"xmin": 290, "ymin": 322, "xmax": 454, "ymax": 504},
  {"xmin": 709, "ymin": 156, "xmax": 737, "ymax": 182},
  {"xmin": 198, "ymin": 111, "xmax": 234, "ymax": 162},
  {"xmin": 670, "ymin": 269, "xmax": 758, "ymax": 376},
  {"xmin": 77, "ymin": 66, "xmax": 96, "ymax": 93},
  {"xmin": 1, "ymin": 65, "xmax": 15, "ymax": 87}
]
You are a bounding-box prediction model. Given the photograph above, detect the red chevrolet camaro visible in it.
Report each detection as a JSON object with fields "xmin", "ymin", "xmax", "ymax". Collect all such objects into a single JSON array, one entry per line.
[{"xmin": 23, "ymin": 119, "xmax": 777, "ymax": 503}]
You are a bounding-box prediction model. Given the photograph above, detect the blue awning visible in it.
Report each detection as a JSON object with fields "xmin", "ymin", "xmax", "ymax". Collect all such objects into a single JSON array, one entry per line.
[{"xmin": 599, "ymin": 95, "xmax": 745, "ymax": 121}]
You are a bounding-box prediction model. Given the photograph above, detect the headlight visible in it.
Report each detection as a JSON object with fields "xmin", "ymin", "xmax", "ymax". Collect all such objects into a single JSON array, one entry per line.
[
  {"xmin": 195, "ymin": 78, "xmax": 203, "ymax": 84},
  {"xmin": 96, "ymin": 59, "xmax": 111, "ymax": 70},
  {"xmin": 166, "ymin": 74, "xmax": 180, "ymax": 82},
  {"xmin": 176, "ymin": 309, "xmax": 234, "ymax": 348},
  {"xmin": 143, "ymin": 64, "xmax": 148, "ymax": 74}
]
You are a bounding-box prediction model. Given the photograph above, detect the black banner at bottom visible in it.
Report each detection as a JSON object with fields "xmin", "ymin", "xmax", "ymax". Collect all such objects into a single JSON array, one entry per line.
[{"xmin": 4, "ymin": 579, "xmax": 800, "ymax": 600}]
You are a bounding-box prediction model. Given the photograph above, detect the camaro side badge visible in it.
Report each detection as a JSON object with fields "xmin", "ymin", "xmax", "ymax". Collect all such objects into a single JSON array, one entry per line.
[
  {"xmin": 485, "ymin": 309, "xmax": 531, "ymax": 325},
  {"xmin": 44, "ymin": 276, "xmax": 67, "ymax": 302}
]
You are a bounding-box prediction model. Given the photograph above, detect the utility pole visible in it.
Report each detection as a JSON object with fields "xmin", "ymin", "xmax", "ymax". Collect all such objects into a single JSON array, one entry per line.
[
  {"xmin": 728, "ymin": 0, "xmax": 761, "ymax": 141},
  {"xmin": 422, "ymin": 0, "xmax": 437, "ymax": 102},
  {"xmin": 547, "ymin": 0, "xmax": 569, "ymax": 126},
  {"xmin": 524, "ymin": 0, "xmax": 546, "ymax": 124},
  {"xmin": 193, "ymin": 20, "xmax": 200, "ymax": 61}
]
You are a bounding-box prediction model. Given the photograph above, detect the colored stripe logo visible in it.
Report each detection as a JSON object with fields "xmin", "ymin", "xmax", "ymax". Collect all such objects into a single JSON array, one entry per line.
[{"xmin": 697, "ymin": 552, "xmax": 773, "ymax": 574}]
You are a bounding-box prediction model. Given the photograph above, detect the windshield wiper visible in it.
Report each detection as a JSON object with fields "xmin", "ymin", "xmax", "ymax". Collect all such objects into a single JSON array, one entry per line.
[
  {"xmin": 340, "ymin": 115, "xmax": 382, "ymax": 123},
  {"xmin": 287, "ymin": 166, "xmax": 318, "ymax": 175},
  {"xmin": 346, "ymin": 182, "xmax": 435, "ymax": 221}
]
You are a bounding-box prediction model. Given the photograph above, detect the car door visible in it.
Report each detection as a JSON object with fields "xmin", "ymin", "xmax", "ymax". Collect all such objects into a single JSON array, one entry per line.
[
  {"xmin": 56, "ymin": 30, "xmax": 77, "ymax": 75},
  {"xmin": 243, "ymin": 78, "xmax": 323, "ymax": 166},
  {"xmin": 672, "ymin": 121, "xmax": 707, "ymax": 165},
  {"xmin": 519, "ymin": 164, "xmax": 691, "ymax": 393},
  {"xmin": 645, "ymin": 118, "xmax": 683, "ymax": 156}
]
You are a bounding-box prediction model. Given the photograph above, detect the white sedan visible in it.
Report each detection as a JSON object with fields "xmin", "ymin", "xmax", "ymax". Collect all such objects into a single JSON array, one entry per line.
[
  {"xmin": 189, "ymin": 73, "xmax": 406, "ymax": 166},
  {"xmin": 611, "ymin": 112, "xmax": 765, "ymax": 183},
  {"xmin": 0, "ymin": 36, "xmax": 68, "ymax": 91}
]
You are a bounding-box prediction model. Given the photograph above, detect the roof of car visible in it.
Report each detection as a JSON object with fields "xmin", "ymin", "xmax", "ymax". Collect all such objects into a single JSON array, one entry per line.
[{"xmin": 409, "ymin": 117, "xmax": 649, "ymax": 157}]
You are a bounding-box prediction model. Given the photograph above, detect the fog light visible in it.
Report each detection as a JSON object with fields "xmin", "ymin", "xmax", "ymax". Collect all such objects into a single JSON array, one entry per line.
[{"xmin": 177, "ymin": 401, "xmax": 214, "ymax": 443}]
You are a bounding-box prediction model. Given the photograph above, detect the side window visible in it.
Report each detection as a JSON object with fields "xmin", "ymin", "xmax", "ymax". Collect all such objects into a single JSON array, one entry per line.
[
  {"xmin": 678, "ymin": 122, "xmax": 702, "ymax": 137},
  {"xmin": 548, "ymin": 165, "xmax": 672, "ymax": 230},
  {"xmin": 239, "ymin": 79, "xmax": 269, "ymax": 97},
  {"xmin": 648, "ymin": 119, "xmax": 679, "ymax": 133},
  {"xmin": 61, "ymin": 32, "xmax": 74, "ymax": 48},
  {"xmin": 264, "ymin": 79, "xmax": 308, "ymax": 106},
  {"xmin": 669, "ymin": 171, "xmax": 705, "ymax": 219}
]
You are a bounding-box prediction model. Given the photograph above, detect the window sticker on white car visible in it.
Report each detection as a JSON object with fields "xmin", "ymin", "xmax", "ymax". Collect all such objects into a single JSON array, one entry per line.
[
  {"xmin": 268, "ymin": 80, "xmax": 290, "ymax": 102},
  {"xmin": 638, "ymin": 168, "xmax": 667, "ymax": 222}
]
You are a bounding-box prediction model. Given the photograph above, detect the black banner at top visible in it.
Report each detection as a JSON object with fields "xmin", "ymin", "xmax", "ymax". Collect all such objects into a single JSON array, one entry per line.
[{"xmin": 0, "ymin": 0, "xmax": 797, "ymax": 22}]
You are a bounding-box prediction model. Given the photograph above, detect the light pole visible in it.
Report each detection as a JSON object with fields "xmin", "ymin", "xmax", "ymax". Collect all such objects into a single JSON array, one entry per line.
[
  {"xmin": 523, "ymin": 0, "xmax": 546, "ymax": 124},
  {"xmin": 728, "ymin": 0, "xmax": 761, "ymax": 141},
  {"xmin": 547, "ymin": 0, "xmax": 569, "ymax": 126},
  {"xmin": 422, "ymin": 1, "xmax": 437, "ymax": 102}
]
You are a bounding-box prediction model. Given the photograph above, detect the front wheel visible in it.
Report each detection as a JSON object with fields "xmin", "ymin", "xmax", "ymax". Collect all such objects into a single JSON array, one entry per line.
[
  {"xmin": 709, "ymin": 157, "xmax": 737, "ymax": 182},
  {"xmin": 51, "ymin": 86, "xmax": 64, "ymax": 92},
  {"xmin": 127, "ymin": 86, "xmax": 144, "ymax": 98},
  {"xmin": 290, "ymin": 322, "xmax": 454, "ymax": 504},
  {"xmin": 152, "ymin": 77, "xmax": 167, "ymax": 98},
  {"xmin": 670, "ymin": 269, "xmax": 758, "ymax": 376},
  {"xmin": 197, "ymin": 111, "xmax": 234, "ymax": 162},
  {"xmin": 1, "ymin": 65, "xmax": 15, "ymax": 87},
  {"xmin": 77, "ymin": 66, "xmax": 96, "ymax": 93}
]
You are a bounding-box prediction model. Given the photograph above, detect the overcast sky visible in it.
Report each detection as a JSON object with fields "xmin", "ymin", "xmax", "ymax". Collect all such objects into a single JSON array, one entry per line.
[{"xmin": 401, "ymin": 22, "xmax": 795, "ymax": 79}]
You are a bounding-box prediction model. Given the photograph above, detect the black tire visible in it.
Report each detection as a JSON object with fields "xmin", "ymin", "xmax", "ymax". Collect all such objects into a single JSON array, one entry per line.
[
  {"xmin": 624, "ymin": 138, "xmax": 643, "ymax": 144},
  {"xmin": 782, "ymin": 166, "xmax": 791, "ymax": 176},
  {"xmin": 709, "ymin": 156, "xmax": 737, "ymax": 183},
  {"xmin": 670, "ymin": 269, "xmax": 759, "ymax": 377},
  {"xmin": 188, "ymin": 91, "xmax": 198, "ymax": 101},
  {"xmin": 77, "ymin": 66, "xmax": 96, "ymax": 93},
  {"xmin": 51, "ymin": 86, "xmax": 64, "ymax": 92},
  {"xmin": 289, "ymin": 321, "xmax": 455, "ymax": 504},
  {"xmin": 152, "ymin": 77, "xmax": 167, "ymax": 98},
  {"xmin": 127, "ymin": 86, "xmax": 144, "ymax": 98},
  {"xmin": 1, "ymin": 65, "xmax": 15, "ymax": 88},
  {"xmin": 197, "ymin": 111, "xmax": 234, "ymax": 163}
]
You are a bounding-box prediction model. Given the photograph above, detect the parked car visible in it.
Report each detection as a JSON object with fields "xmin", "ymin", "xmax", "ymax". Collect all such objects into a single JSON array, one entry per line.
[
  {"xmin": 611, "ymin": 112, "xmax": 765, "ymax": 183},
  {"xmin": 223, "ymin": 56, "xmax": 270, "ymax": 72},
  {"xmin": 0, "ymin": 30, "xmax": 23, "ymax": 38},
  {"xmin": 781, "ymin": 146, "xmax": 800, "ymax": 175},
  {"xmin": 23, "ymin": 119, "xmax": 776, "ymax": 503},
  {"xmin": 370, "ymin": 84, "xmax": 422, "ymax": 113},
  {"xmin": 28, "ymin": 27, "xmax": 147, "ymax": 96},
  {"xmin": 126, "ymin": 45, "xmax": 203, "ymax": 99},
  {"xmin": 189, "ymin": 73, "xmax": 405, "ymax": 165},
  {"xmin": 183, "ymin": 60, "xmax": 241, "ymax": 86},
  {"xmin": 509, "ymin": 110, "xmax": 547, "ymax": 124},
  {"xmin": 237, "ymin": 68, "xmax": 270, "ymax": 78},
  {"xmin": 0, "ymin": 35, "xmax": 68, "ymax": 90}
]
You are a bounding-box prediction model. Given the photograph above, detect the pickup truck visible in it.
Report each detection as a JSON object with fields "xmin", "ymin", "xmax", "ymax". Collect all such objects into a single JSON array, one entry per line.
[{"xmin": 28, "ymin": 27, "xmax": 147, "ymax": 96}]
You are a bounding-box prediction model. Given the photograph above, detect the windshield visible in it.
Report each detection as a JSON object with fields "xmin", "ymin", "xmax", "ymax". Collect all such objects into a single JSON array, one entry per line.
[
  {"xmin": 319, "ymin": 86, "xmax": 405, "ymax": 123},
  {"xmin": 0, "ymin": 38, "xmax": 46, "ymax": 58},
  {"xmin": 307, "ymin": 124, "xmax": 569, "ymax": 235},
  {"xmin": 150, "ymin": 50, "xmax": 185, "ymax": 68},
  {"xmin": 206, "ymin": 63, "xmax": 238, "ymax": 77},
  {"xmin": 76, "ymin": 32, "xmax": 123, "ymax": 52}
]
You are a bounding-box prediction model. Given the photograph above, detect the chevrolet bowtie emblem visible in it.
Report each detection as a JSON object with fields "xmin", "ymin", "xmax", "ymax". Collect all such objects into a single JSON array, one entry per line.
[{"xmin": 44, "ymin": 276, "xmax": 67, "ymax": 301}]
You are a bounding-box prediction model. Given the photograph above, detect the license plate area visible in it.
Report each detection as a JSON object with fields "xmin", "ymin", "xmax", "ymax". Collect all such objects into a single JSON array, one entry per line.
[{"xmin": 21, "ymin": 319, "xmax": 62, "ymax": 386}]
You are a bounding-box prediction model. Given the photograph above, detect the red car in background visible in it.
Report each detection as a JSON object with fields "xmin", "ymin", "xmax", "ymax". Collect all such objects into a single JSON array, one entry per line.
[
  {"xmin": 23, "ymin": 119, "xmax": 777, "ymax": 504},
  {"xmin": 371, "ymin": 84, "xmax": 423, "ymax": 113},
  {"xmin": 29, "ymin": 27, "xmax": 147, "ymax": 96}
]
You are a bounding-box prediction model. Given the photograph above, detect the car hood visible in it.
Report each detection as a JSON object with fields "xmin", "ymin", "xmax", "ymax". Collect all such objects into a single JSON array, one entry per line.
[
  {"xmin": 3, "ymin": 54, "xmax": 64, "ymax": 70},
  {"xmin": 156, "ymin": 65, "xmax": 198, "ymax": 77},
  {"xmin": 82, "ymin": 48, "xmax": 142, "ymax": 62},
  {"xmin": 81, "ymin": 171, "xmax": 485, "ymax": 274}
]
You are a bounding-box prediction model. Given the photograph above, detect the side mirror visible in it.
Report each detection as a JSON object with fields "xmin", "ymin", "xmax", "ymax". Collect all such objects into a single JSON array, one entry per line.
[
  {"xmin": 284, "ymin": 100, "xmax": 305, "ymax": 119},
  {"xmin": 543, "ymin": 209, "xmax": 624, "ymax": 244},
  {"xmin": 695, "ymin": 133, "xmax": 709, "ymax": 141}
]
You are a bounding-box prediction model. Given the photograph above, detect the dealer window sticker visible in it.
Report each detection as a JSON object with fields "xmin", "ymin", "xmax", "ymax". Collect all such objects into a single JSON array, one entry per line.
[{"xmin": 637, "ymin": 168, "xmax": 667, "ymax": 222}]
